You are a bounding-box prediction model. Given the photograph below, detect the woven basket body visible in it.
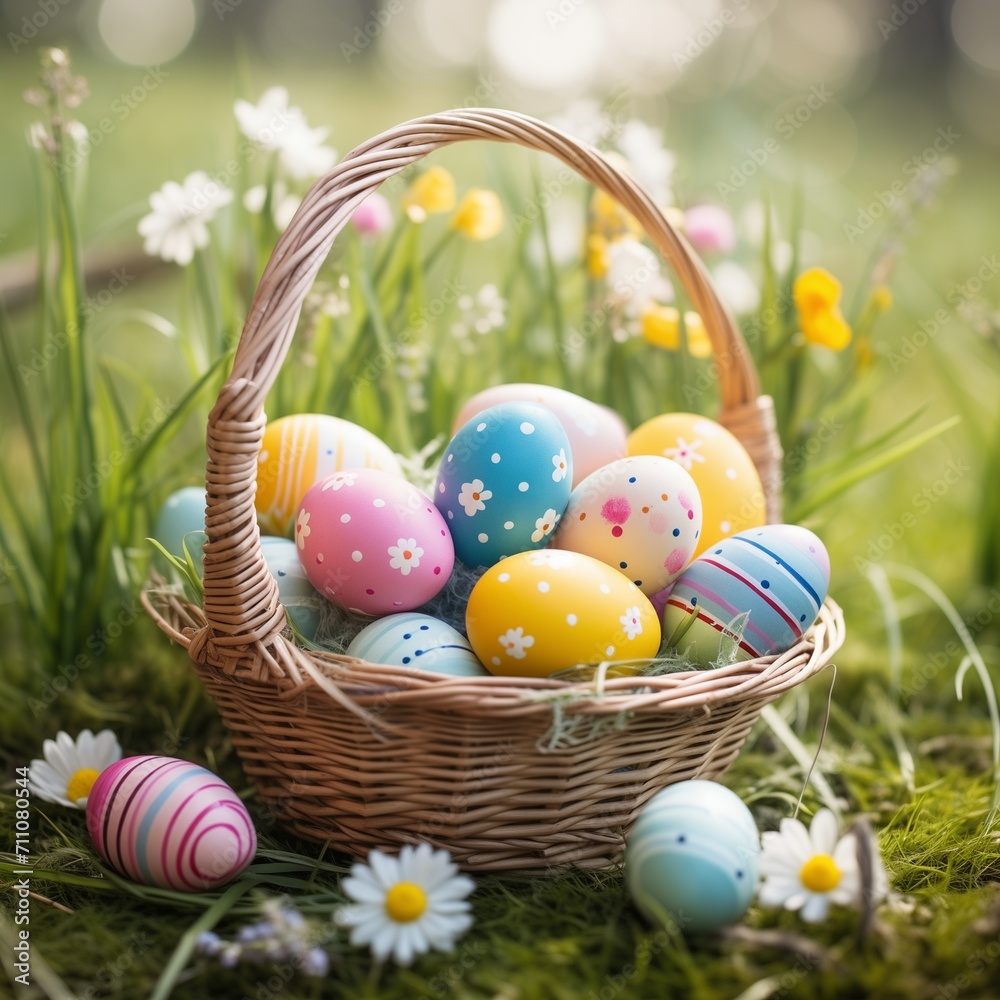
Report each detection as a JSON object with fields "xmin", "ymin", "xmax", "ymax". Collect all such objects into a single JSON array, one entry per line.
[{"xmin": 143, "ymin": 109, "xmax": 845, "ymax": 871}]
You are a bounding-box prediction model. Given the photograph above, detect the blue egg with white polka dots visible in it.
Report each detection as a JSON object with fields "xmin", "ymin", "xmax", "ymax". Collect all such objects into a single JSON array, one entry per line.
[
  {"xmin": 347, "ymin": 613, "xmax": 488, "ymax": 676},
  {"xmin": 259, "ymin": 536, "xmax": 322, "ymax": 642},
  {"xmin": 435, "ymin": 402, "xmax": 573, "ymax": 568},
  {"xmin": 626, "ymin": 780, "xmax": 760, "ymax": 932}
]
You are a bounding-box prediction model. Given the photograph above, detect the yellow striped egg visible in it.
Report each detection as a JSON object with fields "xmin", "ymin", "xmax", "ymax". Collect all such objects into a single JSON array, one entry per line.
[{"xmin": 256, "ymin": 414, "xmax": 401, "ymax": 537}]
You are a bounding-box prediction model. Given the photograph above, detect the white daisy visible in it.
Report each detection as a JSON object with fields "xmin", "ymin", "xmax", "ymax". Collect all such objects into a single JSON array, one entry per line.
[
  {"xmin": 29, "ymin": 729, "xmax": 122, "ymax": 808},
  {"xmin": 531, "ymin": 509, "xmax": 559, "ymax": 544},
  {"xmin": 388, "ymin": 539, "xmax": 423, "ymax": 576},
  {"xmin": 499, "ymin": 627, "xmax": 534, "ymax": 660},
  {"xmin": 458, "ymin": 480, "xmax": 492, "ymax": 517},
  {"xmin": 606, "ymin": 238, "xmax": 675, "ymax": 318},
  {"xmin": 243, "ymin": 181, "xmax": 301, "ymax": 232},
  {"xmin": 336, "ymin": 843, "xmax": 475, "ymax": 966},
  {"xmin": 551, "ymin": 450, "xmax": 569, "ymax": 483},
  {"xmin": 620, "ymin": 607, "xmax": 643, "ymax": 641},
  {"xmin": 234, "ymin": 86, "xmax": 336, "ymax": 181},
  {"xmin": 138, "ymin": 171, "xmax": 234, "ymax": 266},
  {"xmin": 757, "ymin": 809, "xmax": 885, "ymax": 923},
  {"xmin": 295, "ymin": 509, "xmax": 311, "ymax": 550},
  {"xmin": 615, "ymin": 119, "xmax": 676, "ymax": 207}
]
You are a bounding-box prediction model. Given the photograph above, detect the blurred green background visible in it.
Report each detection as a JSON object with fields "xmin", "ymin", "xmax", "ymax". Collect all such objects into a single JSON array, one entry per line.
[{"xmin": 1, "ymin": 0, "xmax": 996, "ymax": 618}]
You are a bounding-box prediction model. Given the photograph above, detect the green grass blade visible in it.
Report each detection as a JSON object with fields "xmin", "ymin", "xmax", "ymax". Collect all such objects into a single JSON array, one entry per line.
[
  {"xmin": 150, "ymin": 877, "xmax": 265, "ymax": 1000},
  {"xmin": 794, "ymin": 402, "xmax": 931, "ymax": 484},
  {"xmin": 789, "ymin": 415, "xmax": 960, "ymax": 521},
  {"xmin": 0, "ymin": 299, "xmax": 49, "ymax": 498},
  {"xmin": 124, "ymin": 348, "xmax": 234, "ymax": 480}
]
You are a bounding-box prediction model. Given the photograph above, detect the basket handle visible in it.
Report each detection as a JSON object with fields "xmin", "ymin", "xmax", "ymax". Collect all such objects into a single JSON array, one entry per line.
[{"xmin": 201, "ymin": 108, "xmax": 783, "ymax": 654}]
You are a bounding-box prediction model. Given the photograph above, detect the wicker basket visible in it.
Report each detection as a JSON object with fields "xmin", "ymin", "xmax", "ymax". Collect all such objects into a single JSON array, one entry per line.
[{"xmin": 143, "ymin": 109, "xmax": 845, "ymax": 872}]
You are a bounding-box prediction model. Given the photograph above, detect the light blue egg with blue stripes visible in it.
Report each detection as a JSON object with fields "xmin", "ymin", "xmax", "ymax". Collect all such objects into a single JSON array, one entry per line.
[
  {"xmin": 626, "ymin": 780, "xmax": 760, "ymax": 932},
  {"xmin": 347, "ymin": 613, "xmax": 488, "ymax": 676},
  {"xmin": 662, "ymin": 524, "xmax": 830, "ymax": 666}
]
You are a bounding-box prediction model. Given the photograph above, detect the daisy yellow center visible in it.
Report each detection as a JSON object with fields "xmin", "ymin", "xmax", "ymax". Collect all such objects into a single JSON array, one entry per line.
[
  {"xmin": 66, "ymin": 768, "xmax": 100, "ymax": 803},
  {"xmin": 799, "ymin": 853, "xmax": 841, "ymax": 893},
  {"xmin": 384, "ymin": 882, "xmax": 427, "ymax": 923}
]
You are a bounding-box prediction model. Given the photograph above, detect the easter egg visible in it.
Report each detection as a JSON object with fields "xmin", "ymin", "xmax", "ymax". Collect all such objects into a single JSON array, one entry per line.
[
  {"xmin": 453, "ymin": 383, "xmax": 628, "ymax": 485},
  {"xmin": 662, "ymin": 524, "xmax": 830, "ymax": 666},
  {"xmin": 347, "ymin": 613, "xmax": 488, "ymax": 677},
  {"xmin": 152, "ymin": 487, "xmax": 206, "ymax": 574},
  {"xmin": 466, "ymin": 549, "xmax": 660, "ymax": 677},
  {"xmin": 296, "ymin": 468, "xmax": 453, "ymax": 616},
  {"xmin": 256, "ymin": 414, "xmax": 402, "ymax": 537},
  {"xmin": 259, "ymin": 536, "xmax": 323, "ymax": 641},
  {"xmin": 435, "ymin": 402, "xmax": 573, "ymax": 569},
  {"xmin": 86, "ymin": 756, "xmax": 256, "ymax": 892},
  {"xmin": 626, "ymin": 780, "xmax": 760, "ymax": 932},
  {"xmin": 627, "ymin": 413, "xmax": 765, "ymax": 556},
  {"xmin": 551, "ymin": 456, "xmax": 702, "ymax": 596}
]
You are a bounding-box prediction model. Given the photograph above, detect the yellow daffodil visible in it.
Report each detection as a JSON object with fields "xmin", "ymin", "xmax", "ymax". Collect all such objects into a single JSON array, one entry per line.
[
  {"xmin": 590, "ymin": 187, "xmax": 643, "ymax": 241},
  {"xmin": 451, "ymin": 188, "xmax": 504, "ymax": 241},
  {"xmin": 872, "ymin": 285, "xmax": 893, "ymax": 314},
  {"xmin": 641, "ymin": 304, "xmax": 680, "ymax": 351},
  {"xmin": 793, "ymin": 267, "xmax": 853, "ymax": 350},
  {"xmin": 402, "ymin": 166, "xmax": 456, "ymax": 223},
  {"xmin": 683, "ymin": 310, "xmax": 712, "ymax": 358},
  {"xmin": 587, "ymin": 233, "xmax": 610, "ymax": 279}
]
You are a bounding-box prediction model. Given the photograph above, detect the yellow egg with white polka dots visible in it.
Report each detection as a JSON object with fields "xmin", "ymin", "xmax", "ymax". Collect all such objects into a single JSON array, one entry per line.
[
  {"xmin": 627, "ymin": 413, "xmax": 765, "ymax": 558},
  {"xmin": 466, "ymin": 549, "xmax": 661, "ymax": 678}
]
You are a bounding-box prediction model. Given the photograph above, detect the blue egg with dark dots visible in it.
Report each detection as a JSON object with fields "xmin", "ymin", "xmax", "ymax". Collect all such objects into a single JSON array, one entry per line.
[
  {"xmin": 434, "ymin": 402, "xmax": 572, "ymax": 569},
  {"xmin": 626, "ymin": 780, "xmax": 760, "ymax": 932},
  {"xmin": 346, "ymin": 613, "xmax": 488, "ymax": 677}
]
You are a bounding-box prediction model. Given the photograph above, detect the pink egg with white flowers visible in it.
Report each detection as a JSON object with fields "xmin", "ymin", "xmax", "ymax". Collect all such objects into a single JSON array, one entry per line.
[
  {"xmin": 86, "ymin": 756, "xmax": 256, "ymax": 891},
  {"xmin": 295, "ymin": 468, "xmax": 454, "ymax": 615}
]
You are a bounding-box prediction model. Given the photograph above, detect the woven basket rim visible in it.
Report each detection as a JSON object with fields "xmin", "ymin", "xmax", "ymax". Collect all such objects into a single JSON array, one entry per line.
[{"xmin": 143, "ymin": 105, "xmax": 829, "ymax": 703}]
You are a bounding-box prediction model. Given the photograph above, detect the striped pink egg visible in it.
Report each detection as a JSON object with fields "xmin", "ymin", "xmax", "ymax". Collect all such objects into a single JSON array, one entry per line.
[{"xmin": 86, "ymin": 756, "xmax": 256, "ymax": 892}]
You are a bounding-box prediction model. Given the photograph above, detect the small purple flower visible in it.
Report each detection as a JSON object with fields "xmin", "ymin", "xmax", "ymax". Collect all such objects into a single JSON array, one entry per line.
[
  {"xmin": 196, "ymin": 931, "xmax": 222, "ymax": 956},
  {"xmin": 301, "ymin": 947, "xmax": 330, "ymax": 977}
]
